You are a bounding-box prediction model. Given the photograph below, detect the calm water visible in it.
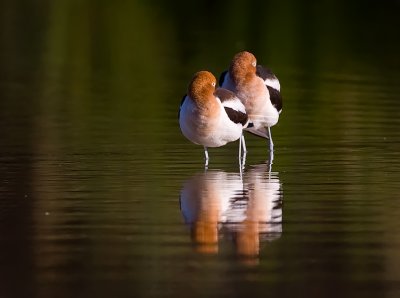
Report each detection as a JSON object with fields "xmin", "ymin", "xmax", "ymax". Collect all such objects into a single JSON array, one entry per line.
[{"xmin": 1, "ymin": 1, "xmax": 400, "ymax": 297}]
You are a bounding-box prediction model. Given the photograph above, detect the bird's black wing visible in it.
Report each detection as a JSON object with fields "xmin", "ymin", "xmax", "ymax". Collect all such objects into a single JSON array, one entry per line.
[
  {"xmin": 178, "ymin": 94, "xmax": 187, "ymax": 119},
  {"xmin": 256, "ymin": 65, "xmax": 276, "ymax": 82},
  {"xmin": 219, "ymin": 70, "xmax": 228, "ymax": 87},
  {"xmin": 267, "ymin": 86, "xmax": 282, "ymax": 113},
  {"xmin": 214, "ymin": 88, "xmax": 248, "ymax": 126}
]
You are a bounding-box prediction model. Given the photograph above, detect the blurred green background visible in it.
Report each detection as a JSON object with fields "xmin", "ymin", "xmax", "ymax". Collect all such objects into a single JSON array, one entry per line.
[{"xmin": 1, "ymin": 0, "xmax": 399, "ymax": 154}]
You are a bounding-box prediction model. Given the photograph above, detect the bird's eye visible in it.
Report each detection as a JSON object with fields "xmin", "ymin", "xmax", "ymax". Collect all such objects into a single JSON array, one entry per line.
[
  {"xmin": 211, "ymin": 82, "xmax": 216, "ymax": 87},
  {"xmin": 252, "ymin": 61, "xmax": 257, "ymax": 67}
]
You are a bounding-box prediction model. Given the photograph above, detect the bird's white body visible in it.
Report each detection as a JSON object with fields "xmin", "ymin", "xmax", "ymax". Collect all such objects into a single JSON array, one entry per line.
[{"xmin": 179, "ymin": 94, "xmax": 245, "ymax": 148}]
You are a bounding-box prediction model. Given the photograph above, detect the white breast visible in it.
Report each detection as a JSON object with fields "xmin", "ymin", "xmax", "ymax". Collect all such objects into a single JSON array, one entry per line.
[{"xmin": 179, "ymin": 96, "xmax": 244, "ymax": 148}]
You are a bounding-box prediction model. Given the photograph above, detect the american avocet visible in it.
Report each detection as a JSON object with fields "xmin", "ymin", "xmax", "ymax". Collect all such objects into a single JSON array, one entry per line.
[
  {"xmin": 179, "ymin": 71, "xmax": 249, "ymax": 167},
  {"xmin": 219, "ymin": 51, "xmax": 282, "ymax": 154}
]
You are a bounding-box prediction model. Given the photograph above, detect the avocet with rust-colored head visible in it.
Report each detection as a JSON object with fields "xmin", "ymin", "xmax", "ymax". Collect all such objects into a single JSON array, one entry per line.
[
  {"xmin": 220, "ymin": 51, "xmax": 282, "ymax": 154},
  {"xmin": 179, "ymin": 71, "xmax": 249, "ymax": 167}
]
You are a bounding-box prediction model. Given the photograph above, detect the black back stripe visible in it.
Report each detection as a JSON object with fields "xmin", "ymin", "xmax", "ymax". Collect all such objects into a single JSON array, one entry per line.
[
  {"xmin": 224, "ymin": 107, "xmax": 248, "ymax": 126},
  {"xmin": 219, "ymin": 70, "xmax": 228, "ymax": 87},
  {"xmin": 214, "ymin": 88, "xmax": 237, "ymax": 102},
  {"xmin": 256, "ymin": 65, "xmax": 276, "ymax": 81},
  {"xmin": 178, "ymin": 94, "xmax": 186, "ymax": 119},
  {"xmin": 267, "ymin": 86, "xmax": 282, "ymax": 112}
]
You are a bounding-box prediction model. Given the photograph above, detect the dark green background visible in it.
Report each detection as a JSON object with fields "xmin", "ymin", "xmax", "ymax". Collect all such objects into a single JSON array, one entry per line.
[{"xmin": 1, "ymin": 1, "xmax": 400, "ymax": 297}]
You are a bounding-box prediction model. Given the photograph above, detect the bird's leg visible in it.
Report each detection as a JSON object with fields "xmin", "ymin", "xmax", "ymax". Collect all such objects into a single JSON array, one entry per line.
[
  {"xmin": 239, "ymin": 135, "xmax": 242, "ymax": 160},
  {"xmin": 267, "ymin": 127, "xmax": 274, "ymax": 152},
  {"xmin": 241, "ymin": 135, "xmax": 247, "ymax": 154},
  {"xmin": 204, "ymin": 146, "xmax": 209, "ymax": 168},
  {"xmin": 238, "ymin": 156, "xmax": 243, "ymax": 179},
  {"xmin": 267, "ymin": 127, "xmax": 274, "ymax": 169},
  {"xmin": 267, "ymin": 151, "xmax": 273, "ymax": 174},
  {"xmin": 239, "ymin": 134, "xmax": 247, "ymax": 170}
]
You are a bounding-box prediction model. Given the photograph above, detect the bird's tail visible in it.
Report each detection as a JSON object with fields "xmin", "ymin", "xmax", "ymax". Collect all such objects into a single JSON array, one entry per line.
[{"xmin": 244, "ymin": 125, "xmax": 270, "ymax": 139}]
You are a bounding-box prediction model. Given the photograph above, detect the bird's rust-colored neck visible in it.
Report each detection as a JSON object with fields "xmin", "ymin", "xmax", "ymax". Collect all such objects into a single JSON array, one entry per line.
[
  {"xmin": 229, "ymin": 51, "xmax": 257, "ymax": 86},
  {"xmin": 188, "ymin": 71, "xmax": 217, "ymax": 108}
]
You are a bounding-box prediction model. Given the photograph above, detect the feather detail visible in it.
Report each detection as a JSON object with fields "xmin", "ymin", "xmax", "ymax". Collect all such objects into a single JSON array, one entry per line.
[
  {"xmin": 224, "ymin": 107, "xmax": 248, "ymax": 126},
  {"xmin": 267, "ymin": 86, "xmax": 282, "ymax": 113}
]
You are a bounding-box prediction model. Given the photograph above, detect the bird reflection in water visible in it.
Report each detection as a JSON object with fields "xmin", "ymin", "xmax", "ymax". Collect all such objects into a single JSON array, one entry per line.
[{"xmin": 180, "ymin": 163, "xmax": 282, "ymax": 263}]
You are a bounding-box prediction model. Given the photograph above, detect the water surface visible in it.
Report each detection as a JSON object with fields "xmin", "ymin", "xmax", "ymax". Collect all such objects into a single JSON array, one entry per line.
[{"xmin": 1, "ymin": 1, "xmax": 400, "ymax": 297}]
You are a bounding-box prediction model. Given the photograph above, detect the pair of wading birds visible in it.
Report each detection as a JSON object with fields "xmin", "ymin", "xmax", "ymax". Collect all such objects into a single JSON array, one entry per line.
[{"xmin": 179, "ymin": 51, "xmax": 282, "ymax": 167}]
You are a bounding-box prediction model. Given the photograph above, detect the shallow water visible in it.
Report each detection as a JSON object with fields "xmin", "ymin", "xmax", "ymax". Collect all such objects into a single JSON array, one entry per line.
[{"xmin": 1, "ymin": 1, "xmax": 400, "ymax": 297}]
